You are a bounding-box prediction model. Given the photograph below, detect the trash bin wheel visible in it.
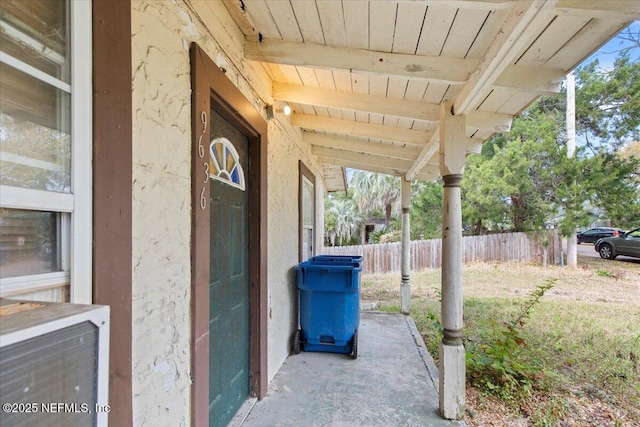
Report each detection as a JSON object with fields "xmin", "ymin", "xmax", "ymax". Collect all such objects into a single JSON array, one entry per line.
[
  {"xmin": 351, "ymin": 329, "xmax": 358, "ymax": 359},
  {"xmin": 293, "ymin": 329, "xmax": 301, "ymax": 354}
]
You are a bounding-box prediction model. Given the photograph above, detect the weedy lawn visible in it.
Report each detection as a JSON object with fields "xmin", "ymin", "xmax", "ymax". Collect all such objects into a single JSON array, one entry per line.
[{"xmin": 361, "ymin": 257, "xmax": 640, "ymax": 426}]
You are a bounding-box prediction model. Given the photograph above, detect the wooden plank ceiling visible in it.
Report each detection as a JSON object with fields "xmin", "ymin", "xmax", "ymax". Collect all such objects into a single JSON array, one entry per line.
[{"xmin": 222, "ymin": 0, "xmax": 638, "ymax": 183}]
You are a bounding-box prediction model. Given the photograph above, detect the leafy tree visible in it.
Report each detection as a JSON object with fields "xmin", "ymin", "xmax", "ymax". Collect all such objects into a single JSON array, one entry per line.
[
  {"xmin": 462, "ymin": 109, "xmax": 571, "ymax": 233},
  {"xmin": 618, "ymin": 140, "xmax": 640, "ymax": 173},
  {"xmin": 584, "ymin": 151, "xmax": 640, "ymax": 228},
  {"xmin": 462, "ymin": 153, "xmax": 511, "ymax": 233},
  {"xmin": 462, "ymin": 50, "xmax": 640, "ymax": 234},
  {"xmin": 410, "ymin": 180, "xmax": 443, "ymax": 239},
  {"xmin": 575, "ymin": 55, "xmax": 640, "ymax": 147}
]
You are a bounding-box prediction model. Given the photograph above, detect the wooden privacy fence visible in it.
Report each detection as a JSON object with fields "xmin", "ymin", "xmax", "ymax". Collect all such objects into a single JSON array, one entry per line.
[{"xmin": 322, "ymin": 231, "xmax": 562, "ymax": 275}]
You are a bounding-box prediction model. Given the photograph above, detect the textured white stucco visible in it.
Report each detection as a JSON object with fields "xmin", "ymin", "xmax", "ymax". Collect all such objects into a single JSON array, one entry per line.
[
  {"xmin": 131, "ymin": 1, "xmax": 326, "ymax": 424},
  {"xmin": 266, "ymin": 120, "xmax": 327, "ymax": 380},
  {"xmin": 132, "ymin": 1, "xmax": 193, "ymax": 425}
]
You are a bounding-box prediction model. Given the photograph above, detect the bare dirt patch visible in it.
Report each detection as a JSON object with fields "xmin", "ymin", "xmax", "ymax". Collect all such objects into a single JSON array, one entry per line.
[{"xmin": 362, "ymin": 258, "xmax": 640, "ymax": 306}]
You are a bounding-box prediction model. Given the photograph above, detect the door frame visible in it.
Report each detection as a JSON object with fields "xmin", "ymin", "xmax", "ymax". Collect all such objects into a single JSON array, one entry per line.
[{"xmin": 190, "ymin": 43, "xmax": 268, "ymax": 427}]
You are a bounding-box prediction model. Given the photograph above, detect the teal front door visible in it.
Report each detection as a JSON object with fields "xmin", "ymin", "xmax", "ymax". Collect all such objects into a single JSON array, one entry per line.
[{"xmin": 209, "ymin": 107, "xmax": 250, "ymax": 427}]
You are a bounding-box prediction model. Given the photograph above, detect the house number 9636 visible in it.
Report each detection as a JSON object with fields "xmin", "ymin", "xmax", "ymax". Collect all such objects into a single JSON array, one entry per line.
[{"xmin": 198, "ymin": 110, "xmax": 208, "ymax": 210}]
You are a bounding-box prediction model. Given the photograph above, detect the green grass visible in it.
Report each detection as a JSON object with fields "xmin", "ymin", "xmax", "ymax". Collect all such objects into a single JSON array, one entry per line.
[{"xmin": 365, "ymin": 259, "xmax": 640, "ymax": 425}]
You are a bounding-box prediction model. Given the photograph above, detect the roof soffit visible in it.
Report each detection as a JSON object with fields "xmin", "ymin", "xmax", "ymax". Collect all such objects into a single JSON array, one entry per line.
[{"xmin": 217, "ymin": 0, "xmax": 638, "ymax": 181}]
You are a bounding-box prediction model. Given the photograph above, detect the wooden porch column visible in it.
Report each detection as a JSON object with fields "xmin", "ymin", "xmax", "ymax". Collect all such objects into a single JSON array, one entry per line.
[
  {"xmin": 438, "ymin": 101, "xmax": 466, "ymax": 420},
  {"xmin": 400, "ymin": 178, "xmax": 411, "ymax": 314}
]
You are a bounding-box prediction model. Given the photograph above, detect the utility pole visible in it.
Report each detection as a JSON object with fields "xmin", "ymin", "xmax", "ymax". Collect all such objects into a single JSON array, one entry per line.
[{"xmin": 566, "ymin": 71, "xmax": 577, "ymax": 267}]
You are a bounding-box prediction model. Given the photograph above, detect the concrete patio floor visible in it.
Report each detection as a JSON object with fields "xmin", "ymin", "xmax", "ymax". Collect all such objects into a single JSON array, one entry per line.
[{"xmin": 239, "ymin": 311, "xmax": 466, "ymax": 427}]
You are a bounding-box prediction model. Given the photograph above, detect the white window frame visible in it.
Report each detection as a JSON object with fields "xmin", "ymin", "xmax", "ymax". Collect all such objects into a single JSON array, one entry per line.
[{"xmin": 0, "ymin": 0, "xmax": 92, "ymax": 303}]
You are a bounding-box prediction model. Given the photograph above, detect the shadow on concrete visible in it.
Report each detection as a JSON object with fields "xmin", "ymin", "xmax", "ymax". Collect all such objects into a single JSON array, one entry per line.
[{"xmin": 240, "ymin": 312, "xmax": 466, "ymax": 427}]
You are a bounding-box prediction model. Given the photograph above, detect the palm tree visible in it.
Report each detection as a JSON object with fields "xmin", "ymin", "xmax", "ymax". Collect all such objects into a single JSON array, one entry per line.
[
  {"xmin": 325, "ymin": 197, "xmax": 362, "ymax": 246},
  {"xmin": 350, "ymin": 171, "xmax": 401, "ymax": 226}
]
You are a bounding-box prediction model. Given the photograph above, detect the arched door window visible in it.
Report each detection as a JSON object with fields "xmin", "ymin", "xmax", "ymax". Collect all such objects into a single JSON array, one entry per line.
[{"xmin": 209, "ymin": 137, "xmax": 245, "ymax": 191}]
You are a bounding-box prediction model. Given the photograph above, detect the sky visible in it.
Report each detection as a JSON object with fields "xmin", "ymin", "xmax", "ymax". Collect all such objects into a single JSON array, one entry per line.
[{"xmin": 582, "ymin": 21, "xmax": 640, "ymax": 70}]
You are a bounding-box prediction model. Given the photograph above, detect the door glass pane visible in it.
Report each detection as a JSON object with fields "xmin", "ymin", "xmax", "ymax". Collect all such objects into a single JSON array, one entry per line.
[
  {"xmin": 0, "ymin": 208, "xmax": 61, "ymax": 278},
  {"xmin": 0, "ymin": 0, "xmax": 70, "ymax": 83}
]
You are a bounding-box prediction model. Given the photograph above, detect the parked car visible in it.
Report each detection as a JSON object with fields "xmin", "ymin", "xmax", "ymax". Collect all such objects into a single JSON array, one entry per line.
[
  {"xmin": 594, "ymin": 227, "xmax": 640, "ymax": 260},
  {"xmin": 576, "ymin": 227, "xmax": 623, "ymax": 244}
]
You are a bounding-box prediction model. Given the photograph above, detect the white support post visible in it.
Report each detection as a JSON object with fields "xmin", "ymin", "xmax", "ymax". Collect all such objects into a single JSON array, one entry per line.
[
  {"xmin": 438, "ymin": 101, "xmax": 466, "ymax": 420},
  {"xmin": 566, "ymin": 71, "xmax": 577, "ymax": 267},
  {"xmin": 400, "ymin": 178, "xmax": 412, "ymax": 315}
]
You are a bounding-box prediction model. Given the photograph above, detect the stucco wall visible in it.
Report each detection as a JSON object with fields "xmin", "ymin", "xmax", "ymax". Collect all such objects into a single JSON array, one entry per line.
[
  {"xmin": 265, "ymin": 120, "xmax": 327, "ymax": 379},
  {"xmin": 131, "ymin": 0, "xmax": 325, "ymax": 424},
  {"xmin": 131, "ymin": 1, "xmax": 193, "ymax": 425}
]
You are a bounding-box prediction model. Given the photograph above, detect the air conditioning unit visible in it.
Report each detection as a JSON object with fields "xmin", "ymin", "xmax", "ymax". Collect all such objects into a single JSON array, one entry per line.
[{"xmin": 0, "ymin": 299, "xmax": 110, "ymax": 427}]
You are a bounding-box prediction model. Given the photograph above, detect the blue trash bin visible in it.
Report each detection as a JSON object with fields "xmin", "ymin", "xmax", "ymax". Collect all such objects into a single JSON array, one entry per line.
[
  {"xmin": 295, "ymin": 259, "xmax": 362, "ymax": 358},
  {"xmin": 310, "ymin": 255, "xmax": 363, "ymax": 265}
]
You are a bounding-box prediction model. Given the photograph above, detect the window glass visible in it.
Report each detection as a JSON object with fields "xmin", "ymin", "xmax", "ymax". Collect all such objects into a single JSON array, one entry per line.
[
  {"xmin": 0, "ymin": 83, "xmax": 72, "ymax": 192},
  {"xmin": 300, "ymin": 165, "xmax": 315, "ymax": 261},
  {"xmin": 0, "ymin": 1, "xmax": 70, "ymax": 82},
  {"xmin": 302, "ymin": 176, "xmax": 314, "ymax": 228},
  {"xmin": 0, "ymin": 0, "xmax": 76, "ymax": 301},
  {"xmin": 0, "ymin": 208, "xmax": 61, "ymax": 278},
  {"xmin": 0, "ymin": 0, "xmax": 72, "ymax": 193}
]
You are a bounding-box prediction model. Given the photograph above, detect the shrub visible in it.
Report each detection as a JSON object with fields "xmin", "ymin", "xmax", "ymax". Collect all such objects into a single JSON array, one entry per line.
[{"xmin": 465, "ymin": 279, "xmax": 556, "ymax": 402}]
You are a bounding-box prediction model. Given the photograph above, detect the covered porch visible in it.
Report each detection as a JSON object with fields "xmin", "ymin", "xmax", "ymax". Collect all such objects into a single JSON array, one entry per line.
[
  {"xmin": 240, "ymin": 311, "xmax": 464, "ymax": 427},
  {"xmin": 218, "ymin": 0, "xmax": 638, "ymax": 420},
  {"xmin": 1, "ymin": 1, "xmax": 635, "ymax": 426}
]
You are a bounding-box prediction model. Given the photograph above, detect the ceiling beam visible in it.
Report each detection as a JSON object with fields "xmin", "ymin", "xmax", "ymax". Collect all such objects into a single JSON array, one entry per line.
[
  {"xmin": 465, "ymin": 110, "xmax": 512, "ymax": 133},
  {"xmin": 303, "ymin": 132, "xmax": 422, "ymax": 161},
  {"xmin": 312, "ymin": 146, "xmax": 416, "ymax": 170},
  {"xmin": 291, "ymin": 114, "xmax": 432, "ymax": 145},
  {"xmin": 421, "ymin": 0, "xmax": 515, "ymax": 10},
  {"xmin": 246, "ymin": 39, "xmax": 476, "ymax": 84},
  {"xmin": 314, "ymin": 156, "xmax": 440, "ymax": 182},
  {"xmin": 453, "ymin": 0, "xmax": 557, "ymax": 115},
  {"xmin": 292, "ymin": 113, "xmax": 501, "ymax": 146},
  {"xmin": 406, "ymin": 130, "xmax": 484, "ymax": 180},
  {"xmin": 316, "ymin": 156, "xmax": 405, "ymax": 176},
  {"xmin": 276, "ymin": 82, "xmax": 516, "ymax": 129},
  {"xmin": 275, "ymin": 82, "xmax": 439, "ymax": 121},
  {"xmin": 494, "ymin": 66, "xmax": 564, "ymax": 95},
  {"xmin": 221, "ymin": 0, "xmax": 258, "ymax": 37},
  {"xmin": 554, "ymin": 1, "xmax": 640, "ymax": 20},
  {"xmin": 406, "ymin": 133, "xmax": 439, "ymax": 181}
]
